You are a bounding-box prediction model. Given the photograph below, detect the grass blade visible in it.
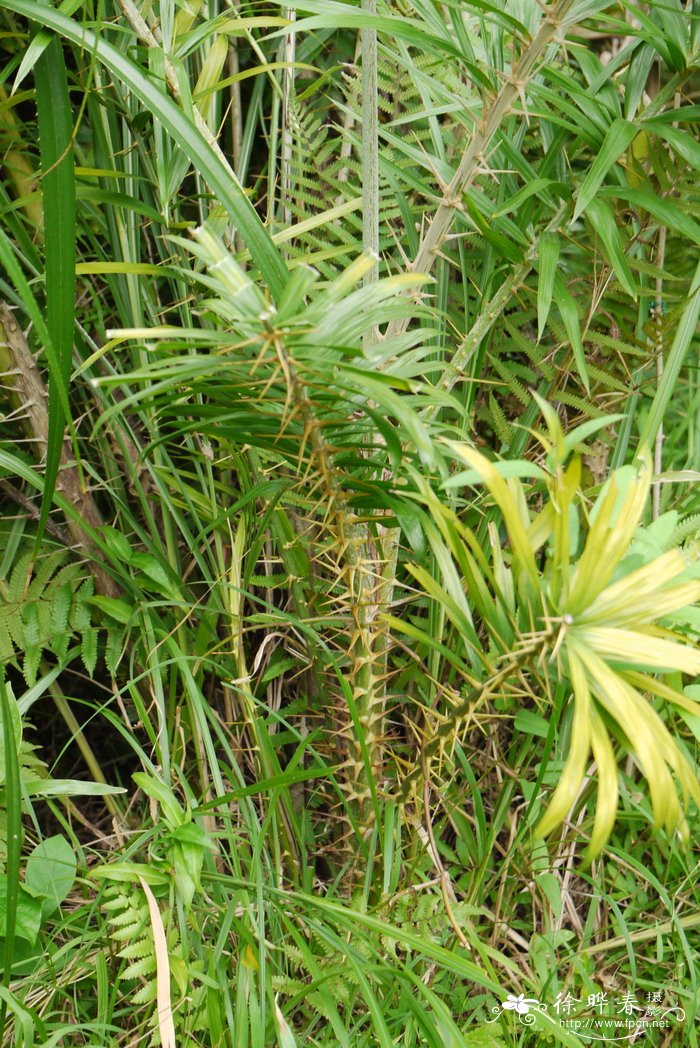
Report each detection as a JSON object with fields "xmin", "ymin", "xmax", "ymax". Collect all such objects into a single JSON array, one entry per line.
[
  {"xmin": 0, "ymin": 678, "xmax": 22, "ymax": 1038},
  {"xmin": 584, "ymin": 197, "xmax": 636, "ymax": 299},
  {"xmin": 11, "ymin": 0, "xmax": 85, "ymax": 91}
]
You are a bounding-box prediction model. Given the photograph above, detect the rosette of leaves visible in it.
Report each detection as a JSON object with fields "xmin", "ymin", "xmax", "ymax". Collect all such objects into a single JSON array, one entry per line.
[{"xmin": 429, "ymin": 402, "xmax": 700, "ymax": 855}]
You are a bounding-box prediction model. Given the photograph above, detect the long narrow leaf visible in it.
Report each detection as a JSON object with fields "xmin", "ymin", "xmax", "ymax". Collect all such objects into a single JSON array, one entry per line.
[
  {"xmin": 584, "ymin": 197, "xmax": 636, "ymax": 299},
  {"xmin": 537, "ymin": 232, "xmax": 560, "ymax": 338},
  {"xmin": 0, "ymin": 679, "xmax": 22, "ymax": 1037},
  {"xmin": 553, "ymin": 273, "xmax": 590, "ymax": 392},
  {"xmin": 573, "ymin": 117, "xmax": 637, "ymax": 220}
]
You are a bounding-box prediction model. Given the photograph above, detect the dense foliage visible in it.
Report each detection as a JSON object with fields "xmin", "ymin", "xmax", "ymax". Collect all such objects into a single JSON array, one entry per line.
[{"xmin": 0, "ymin": 0, "xmax": 699, "ymax": 1044}]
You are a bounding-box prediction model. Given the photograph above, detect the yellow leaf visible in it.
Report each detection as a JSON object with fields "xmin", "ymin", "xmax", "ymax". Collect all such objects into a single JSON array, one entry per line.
[
  {"xmin": 587, "ymin": 709, "xmax": 618, "ymax": 856},
  {"xmin": 572, "ymin": 645, "xmax": 681, "ymax": 832},
  {"xmin": 536, "ymin": 650, "xmax": 591, "ymax": 838},
  {"xmin": 138, "ymin": 877, "xmax": 176, "ymax": 1048},
  {"xmin": 243, "ymin": 944, "xmax": 259, "ymax": 971},
  {"xmin": 568, "ymin": 452, "xmax": 651, "ymax": 613},
  {"xmin": 577, "ymin": 626, "xmax": 700, "ymax": 676},
  {"xmin": 449, "ymin": 445, "xmax": 539, "ymax": 591}
]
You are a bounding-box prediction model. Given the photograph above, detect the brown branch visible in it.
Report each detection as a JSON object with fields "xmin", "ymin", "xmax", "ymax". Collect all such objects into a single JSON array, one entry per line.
[
  {"xmin": 0, "ymin": 479, "xmax": 69, "ymax": 544},
  {"xmin": 0, "ymin": 303, "xmax": 119, "ymax": 596}
]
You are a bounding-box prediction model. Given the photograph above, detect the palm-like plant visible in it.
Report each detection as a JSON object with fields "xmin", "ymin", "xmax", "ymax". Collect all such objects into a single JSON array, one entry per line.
[
  {"xmin": 406, "ymin": 402, "xmax": 700, "ymax": 855},
  {"xmin": 94, "ymin": 227, "xmax": 452, "ymax": 826}
]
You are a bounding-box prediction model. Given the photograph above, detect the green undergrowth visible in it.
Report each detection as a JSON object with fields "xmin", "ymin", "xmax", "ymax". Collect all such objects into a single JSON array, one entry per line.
[{"xmin": 0, "ymin": 0, "xmax": 699, "ymax": 1044}]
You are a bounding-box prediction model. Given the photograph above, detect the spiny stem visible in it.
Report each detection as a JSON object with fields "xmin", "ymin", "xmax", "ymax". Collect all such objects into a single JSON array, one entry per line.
[
  {"xmin": 272, "ymin": 336, "xmax": 382, "ymax": 826},
  {"xmin": 280, "ymin": 8, "xmax": 297, "ymax": 231},
  {"xmin": 652, "ymin": 224, "xmax": 667, "ymax": 521},
  {"xmin": 426, "ymin": 202, "xmax": 569, "ymax": 415},
  {"xmin": 387, "ymin": 0, "xmax": 575, "ymax": 337},
  {"xmin": 400, "ymin": 639, "xmax": 547, "ymax": 806}
]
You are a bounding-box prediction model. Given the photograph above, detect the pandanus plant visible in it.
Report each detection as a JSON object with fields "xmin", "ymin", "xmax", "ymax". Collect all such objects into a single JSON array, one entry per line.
[{"xmin": 406, "ymin": 399, "xmax": 700, "ymax": 855}]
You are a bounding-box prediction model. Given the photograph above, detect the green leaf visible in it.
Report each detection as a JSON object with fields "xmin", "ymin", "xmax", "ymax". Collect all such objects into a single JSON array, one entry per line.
[
  {"xmin": 639, "ymin": 257, "xmax": 700, "ymax": 447},
  {"xmin": 602, "ymin": 187, "xmax": 700, "ymax": 245},
  {"xmin": 536, "ymin": 872, "xmax": 562, "ymax": 919},
  {"xmin": 680, "ymin": 687, "xmax": 700, "ymax": 741},
  {"xmin": 624, "ymin": 42, "xmax": 655, "ymax": 119},
  {"xmin": 537, "ymin": 233, "xmax": 560, "ymax": 339},
  {"xmin": 641, "ymin": 120, "xmax": 700, "ymax": 169},
  {"xmin": 129, "ymin": 553, "xmax": 176, "ymax": 595},
  {"xmin": 553, "ymin": 274, "xmax": 589, "ymax": 393},
  {"xmin": 573, "ymin": 118, "xmax": 637, "ymax": 220},
  {"xmin": 0, "ymin": 685, "xmax": 21, "ymax": 789},
  {"xmin": 0, "ymin": 678, "xmax": 22, "ymax": 1017},
  {"xmin": 132, "ymin": 771, "xmax": 183, "ymax": 826},
  {"xmin": 443, "ymin": 461, "xmax": 547, "ymax": 488},
  {"xmin": 102, "ymin": 526, "xmax": 133, "ymax": 563},
  {"xmin": 463, "ymin": 1028, "xmax": 507, "ymax": 1047},
  {"xmin": 23, "ymin": 779, "xmax": 126, "ymax": 798},
  {"xmin": 168, "ymin": 823, "xmax": 213, "ymax": 907},
  {"xmin": 514, "ymin": 710, "xmax": 550, "ymax": 738},
  {"xmin": 24, "ymin": 836, "xmax": 77, "ymax": 918},
  {"xmin": 562, "ymin": 414, "xmax": 625, "ymax": 456},
  {"xmin": 12, "ymin": 0, "xmax": 85, "ymax": 90},
  {"xmin": 492, "ymin": 178, "xmax": 563, "ymax": 218},
  {"xmin": 88, "ymin": 861, "xmax": 170, "ymax": 885},
  {"xmin": 0, "ymin": 882, "xmax": 42, "ymax": 946},
  {"xmin": 89, "ymin": 596, "xmax": 134, "ymax": 625},
  {"xmin": 584, "ymin": 198, "xmax": 636, "ymax": 299},
  {"xmin": 34, "ymin": 36, "xmax": 76, "ymax": 551}
]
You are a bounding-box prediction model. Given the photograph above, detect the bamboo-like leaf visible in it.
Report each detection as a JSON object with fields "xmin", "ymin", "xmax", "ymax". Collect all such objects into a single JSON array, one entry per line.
[
  {"xmin": 11, "ymin": 0, "xmax": 84, "ymax": 90},
  {"xmin": 578, "ymin": 551, "xmax": 697, "ymax": 626},
  {"xmin": 573, "ymin": 117, "xmax": 637, "ymax": 220},
  {"xmin": 602, "ymin": 187, "xmax": 700, "ymax": 245},
  {"xmin": 537, "ymin": 232, "xmax": 560, "ymax": 339},
  {"xmin": 584, "ymin": 197, "xmax": 636, "ymax": 299},
  {"xmin": 577, "ymin": 627, "xmax": 700, "ymax": 675},
  {"xmin": 641, "ymin": 119, "xmax": 700, "ymax": 169},
  {"xmin": 568, "ymin": 453, "xmax": 651, "ymax": 612},
  {"xmin": 587, "ymin": 707, "xmax": 618, "ymax": 856},
  {"xmin": 553, "ymin": 273, "xmax": 590, "ymax": 392},
  {"xmin": 536, "ymin": 651, "xmax": 592, "ymax": 838},
  {"xmin": 572, "ymin": 644, "xmax": 694, "ymax": 834},
  {"xmin": 639, "ymin": 256, "xmax": 700, "ymax": 447},
  {"xmin": 448, "ymin": 444, "xmax": 539, "ymax": 590}
]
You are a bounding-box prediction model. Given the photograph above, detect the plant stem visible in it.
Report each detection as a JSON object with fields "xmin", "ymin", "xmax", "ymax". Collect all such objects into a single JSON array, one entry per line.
[
  {"xmin": 387, "ymin": 0, "xmax": 575, "ymax": 337},
  {"xmin": 361, "ymin": 1, "xmax": 379, "ymax": 285},
  {"xmin": 652, "ymin": 225, "xmax": 667, "ymax": 520},
  {"xmin": 280, "ymin": 8, "xmax": 297, "ymax": 231},
  {"xmin": 0, "ymin": 304, "xmax": 118, "ymax": 596}
]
